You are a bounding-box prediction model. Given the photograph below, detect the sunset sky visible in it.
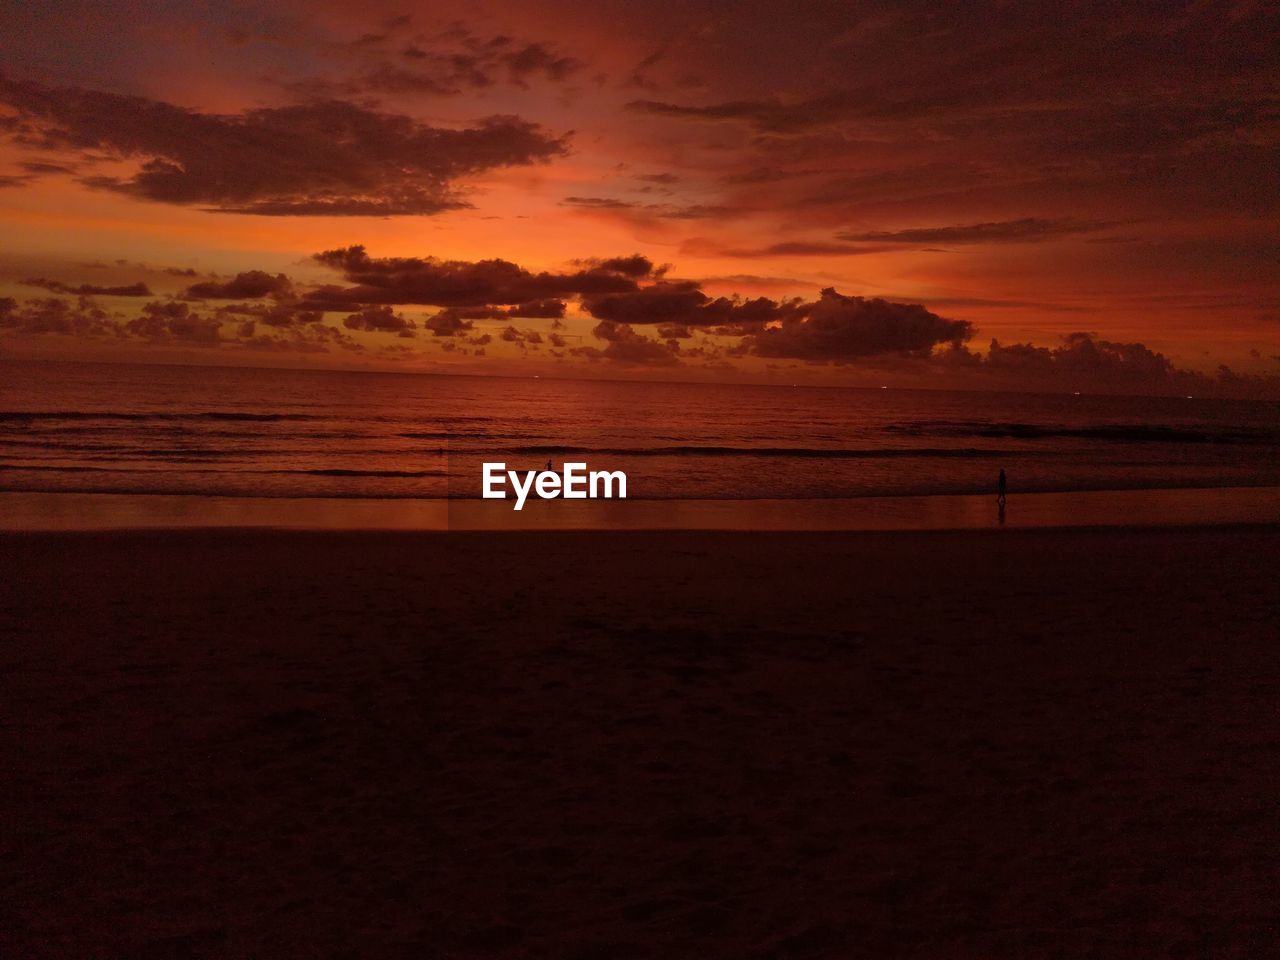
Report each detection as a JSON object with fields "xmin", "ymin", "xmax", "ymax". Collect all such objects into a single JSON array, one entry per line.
[{"xmin": 1, "ymin": 0, "xmax": 1277, "ymax": 394}]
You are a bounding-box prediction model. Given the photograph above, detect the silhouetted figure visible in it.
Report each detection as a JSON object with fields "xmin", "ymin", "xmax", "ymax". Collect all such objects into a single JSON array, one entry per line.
[
  {"xmin": 997, "ymin": 468, "xmax": 1007, "ymax": 507},
  {"xmin": 545, "ymin": 459, "xmax": 553, "ymax": 472}
]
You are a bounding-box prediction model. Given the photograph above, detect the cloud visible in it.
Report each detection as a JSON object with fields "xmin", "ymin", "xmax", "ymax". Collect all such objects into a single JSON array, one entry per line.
[
  {"xmin": 838, "ymin": 218, "xmax": 1120, "ymax": 245},
  {"xmin": 340, "ymin": 29, "xmax": 581, "ymax": 94},
  {"xmin": 0, "ymin": 296, "xmax": 116, "ymax": 336},
  {"xmin": 125, "ymin": 301, "xmax": 222, "ymax": 345},
  {"xmin": 501, "ymin": 42, "xmax": 582, "ymax": 86},
  {"xmin": 308, "ymin": 245, "xmax": 644, "ymax": 307},
  {"xmin": 622, "ymin": 2, "xmax": 1278, "ymax": 226},
  {"xmin": 341, "ymin": 305, "xmax": 416, "ymax": 336},
  {"xmin": 237, "ymin": 334, "xmax": 328, "ymax": 354},
  {"xmin": 234, "ymin": 320, "xmax": 361, "ymax": 354},
  {"xmin": 584, "ymin": 282, "xmax": 798, "ymax": 327},
  {"xmin": 561, "ymin": 196, "xmax": 737, "ymax": 220},
  {"xmin": 573, "ymin": 320, "xmax": 680, "ymax": 366},
  {"xmin": 21, "ymin": 277, "xmax": 152, "ymax": 296},
  {"xmin": 983, "ymin": 332, "xmax": 1181, "ymax": 385},
  {"xmin": 214, "ymin": 302, "xmax": 324, "ymax": 327},
  {"xmin": 938, "ymin": 331, "xmax": 1280, "ymax": 398},
  {"xmin": 508, "ymin": 298, "xmax": 566, "ymax": 318},
  {"xmin": 561, "ymin": 196, "xmax": 633, "ymax": 210},
  {"xmin": 500, "ymin": 325, "xmax": 543, "ymax": 344},
  {"xmin": 720, "ymin": 241, "xmax": 889, "ymax": 258},
  {"xmin": 286, "ymin": 22, "xmax": 583, "ymax": 102},
  {"xmin": 571, "ymin": 255, "xmax": 658, "ymax": 278},
  {"xmin": 424, "ymin": 311, "xmax": 473, "ymax": 336},
  {"xmin": 20, "ymin": 160, "xmax": 75, "ymax": 174},
  {"xmin": 626, "ymin": 93, "xmax": 864, "ymax": 134},
  {"xmin": 0, "ymin": 76, "xmax": 568, "ymax": 215},
  {"xmin": 744, "ymin": 288, "xmax": 971, "ymax": 362},
  {"xmin": 183, "ymin": 271, "xmax": 294, "ymax": 299}
]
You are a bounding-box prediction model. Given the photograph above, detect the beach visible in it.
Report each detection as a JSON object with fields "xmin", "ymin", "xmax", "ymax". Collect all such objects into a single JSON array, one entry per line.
[{"xmin": 4, "ymin": 524, "xmax": 1277, "ymax": 958}]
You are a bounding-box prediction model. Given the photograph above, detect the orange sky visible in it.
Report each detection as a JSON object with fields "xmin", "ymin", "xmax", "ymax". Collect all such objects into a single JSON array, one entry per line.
[{"xmin": 1, "ymin": 0, "xmax": 1277, "ymax": 394}]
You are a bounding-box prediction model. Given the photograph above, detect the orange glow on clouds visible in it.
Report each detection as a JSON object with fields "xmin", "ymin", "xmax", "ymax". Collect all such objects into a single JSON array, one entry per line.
[{"xmin": 0, "ymin": 0, "xmax": 1276, "ymax": 394}]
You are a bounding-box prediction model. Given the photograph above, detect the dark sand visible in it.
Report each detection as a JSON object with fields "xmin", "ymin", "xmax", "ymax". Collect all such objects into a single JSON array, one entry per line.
[{"xmin": 2, "ymin": 526, "xmax": 1278, "ymax": 958}]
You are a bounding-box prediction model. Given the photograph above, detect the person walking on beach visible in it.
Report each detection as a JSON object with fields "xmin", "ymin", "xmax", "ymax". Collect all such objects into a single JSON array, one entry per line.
[{"xmin": 997, "ymin": 468, "xmax": 1007, "ymax": 504}]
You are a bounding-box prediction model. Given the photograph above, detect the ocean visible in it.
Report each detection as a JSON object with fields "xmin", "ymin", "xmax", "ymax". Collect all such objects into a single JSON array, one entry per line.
[{"xmin": 2, "ymin": 359, "xmax": 1276, "ymax": 506}]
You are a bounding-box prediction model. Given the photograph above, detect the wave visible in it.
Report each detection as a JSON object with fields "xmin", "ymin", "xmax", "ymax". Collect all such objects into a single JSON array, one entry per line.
[
  {"xmin": 297, "ymin": 469, "xmax": 441, "ymax": 478},
  {"xmin": 885, "ymin": 421, "xmax": 1278, "ymax": 444},
  {"xmin": 398, "ymin": 431, "xmax": 502, "ymax": 440},
  {"xmin": 0, "ymin": 410, "xmax": 323, "ymax": 423},
  {"xmin": 490, "ymin": 445, "xmax": 1011, "ymax": 459},
  {"xmin": 0, "ymin": 464, "xmax": 444, "ymax": 478},
  {"xmin": 0, "ymin": 441, "xmax": 452, "ymax": 459},
  {"xmin": 2, "ymin": 480, "xmax": 1274, "ymax": 502}
]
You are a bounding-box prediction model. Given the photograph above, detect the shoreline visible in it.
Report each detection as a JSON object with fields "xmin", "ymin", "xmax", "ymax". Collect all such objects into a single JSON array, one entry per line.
[{"xmin": 1, "ymin": 485, "xmax": 1276, "ymax": 531}]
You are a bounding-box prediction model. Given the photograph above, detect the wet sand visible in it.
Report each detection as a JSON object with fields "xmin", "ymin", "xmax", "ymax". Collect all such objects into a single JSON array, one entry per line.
[
  {"xmin": 1, "ymin": 485, "xmax": 1277, "ymax": 531},
  {"xmin": 3, "ymin": 526, "xmax": 1278, "ymax": 957}
]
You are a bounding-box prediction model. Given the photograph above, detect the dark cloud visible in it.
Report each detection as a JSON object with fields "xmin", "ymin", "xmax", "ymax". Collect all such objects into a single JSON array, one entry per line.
[
  {"xmin": 214, "ymin": 302, "xmax": 324, "ymax": 327},
  {"xmin": 21, "ymin": 277, "xmax": 151, "ymax": 296},
  {"xmin": 432, "ymin": 300, "xmax": 566, "ymax": 321},
  {"xmin": 502, "ymin": 42, "xmax": 582, "ymax": 86},
  {"xmin": 562, "ymin": 196, "xmax": 631, "ymax": 210},
  {"xmin": 657, "ymin": 323, "xmax": 692, "ymax": 339},
  {"xmin": 424, "ymin": 311, "xmax": 473, "ymax": 336},
  {"xmin": 500, "ymin": 325, "xmax": 544, "ymax": 345},
  {"xmin": 572, "ymin": 255, "xmax": 657, "ymax": 278},
  {"xmin": 0, "ymin": 76, "xmax": 568, "ymax": 215},
  {"xmin": 125, "ymin": 301, "xmax": 222, "ymax": 345},
  {"xmin": 626, "ymin": 93, "xmax": 862, "ymax": 134},
  {"xmin": 341, "ymin": 305, "xmax": 416, "ymax": 336},
  {"xmin": 744, "ymin": 288, "xmax": 971, "ymax": 362},
  {"xmin": 982, "ymin": 333, "xmax": 1190, "ymax": 389},
  {"xmin": 0, "ymin": 296, "xmax": 116, "ymax": 336},
  {"xmin": 508, "ymin": 298, "xmax": 566, "ymax": 318},
  {"xmin": 562, "ymin": 196, "xmax": 737, "ymax": 220},
  {"xmin": 235, "ymin": 321, "xmax": 361, "ymax": 354},
  {"xmin": 309, "ymin": 245, "xmax": 644, "ymax": 307},
  {"xmin": 19, "ymin": 160, "xmax": 75, "ymax": 174},
  {"xmin": 585, "ymin": 282, "xmax": 799, "ymax": 328},
  {"xmin": 573, "ymin": 320, "xmax": 680, "ymax": 366},
  {"xmin": 838, "ymin": 218, "xmax": 1120, "ymax": 245},
  {"xmin": 183, "ymin": 271, "xmax": 293, "ymax": 299},
  {"xmin": 625, "ymin": 6, "xmax": 1278, "ymax": 146},
  {"xmin": 294, "ymin": 27, "xmax": 582, "ymax": 99},
  {"xmin": 930, "ymin": 332, "xmax": 1270, "ymax": 399},
  {"xmin": 627, "ymin": 4, "xmax": 1279, "ymax": 223}
]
